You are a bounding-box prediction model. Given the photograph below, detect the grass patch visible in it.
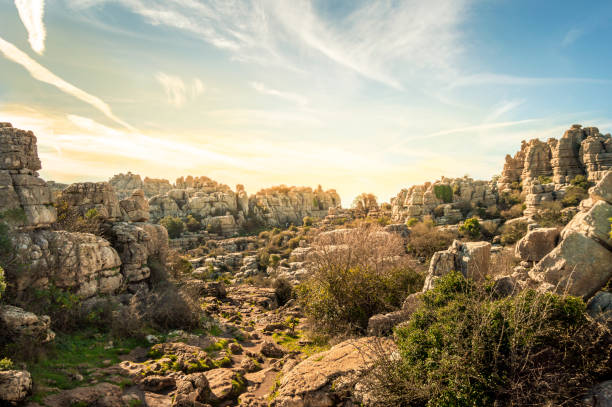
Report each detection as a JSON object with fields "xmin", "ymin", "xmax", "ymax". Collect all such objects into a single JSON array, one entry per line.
[
  {"xmin": 26, "ymin": 330, "xmax": 147, "ymax": 401},
  {"xmin": 272, "ymin": 330, "xmax": 330, "ymax": 357}
]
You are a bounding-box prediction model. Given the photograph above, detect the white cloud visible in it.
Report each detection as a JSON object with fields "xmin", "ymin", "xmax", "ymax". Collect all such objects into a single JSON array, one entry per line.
[
  {"xmin": 68, "ymin": 0, "xmax": 470, "ymax": 90},
  {"xmin": 448, "ymin": 73, "xmax": 612, "ymax": 88},
  {"xmin": 155, "ymin": 72, "xmax": 204, "ymax": 107},
  {"xmin": 562, "ymin": 28, "xmax": 583, "ymax": 46},
  {"xmin": 0, "ymin": 36, "xmax": 133, "ymax": 130},
  {"xmin": 14, "ymin": 0, "xmax": 46, "ymax": 54},
  {"xmin": 484, "ymin": 99, "xmax": 525, "ymax": 122},
  {"xmin": 250, "ymin": 81, "xmax": 308, "ymax": 106}
]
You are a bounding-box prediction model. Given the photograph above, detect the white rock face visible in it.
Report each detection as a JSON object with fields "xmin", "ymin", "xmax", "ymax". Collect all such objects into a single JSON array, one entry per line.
[
  {"xmin": 529, "ymin": 170, "xmax": 612, "ymax": 299},
  {"xmin": 423, "ymin": 240, "xmax": 491, "ymax": 291}
]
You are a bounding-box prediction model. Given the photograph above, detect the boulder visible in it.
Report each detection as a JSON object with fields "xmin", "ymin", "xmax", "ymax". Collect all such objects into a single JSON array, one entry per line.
[
  {"xmin": 560, "ymin": 200, "xmax": 612, "ymax": 247},
  {"xmin": 367, "ymin": 310, "xmax": 410, "ymax": 336},
  {"xmin": 119, "ymin": 189, "xmax": 150, "ymax": 222},
  {"xmin": 529, "ymin": 231, "xmax": 612, "ymax": 299},
  {"xmin": 173, "ymin": 373, "xmax": 213, "ymax": 407},
  {"xmin": 59, "ymin": 182, "xmax": 122, "ymax": 221},
  {"xmin": 423, "ymin": 240, "xmax": 491, "ymax": 290},
  {"xmin": 586, "ymin": 291, "xmax": 612, "ymax": 328},
  {"xmin": 515, "ymin": 227, "xmax": 560, "ymax": 262},
  {"xmin": 0, "ymin": 305, "xmax": 55, "ymax": 343},
  {"xmin": 583, "ymin": 380, "xmax": 612, "ymax": 407},
  {"xmin": 12, "ymin": 230, "xmax": 123, "ymax": 298},
  {"xmin": 260, "ymin": 341, "xmax": 285, "ymax": 358},
  {"xmin": 43, "ymin": 383, "xmax": 123, "ymax": 407},
  {"xmin": 590, "ymin": 170, "xmax": 612, "ymax": 204},
  {"xmin": 0, "ymin": 370, "xmax": 32, "ymax": 404},
  {"xmin": 272, "ymin": 337, "xmax": 386, "ymax": 407}
]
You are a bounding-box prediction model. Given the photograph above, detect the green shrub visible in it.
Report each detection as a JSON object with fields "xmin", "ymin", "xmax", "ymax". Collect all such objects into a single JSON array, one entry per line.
[
  {"xmin": 433, "ymin": 185, "xmax": 453, "ymax": 203},
  {"xmin": 377, "ymin": 216, "xmax": 391, "ymax": 226},
  {"xmin": 303, "ymin": 216, "xmax": 313, "ymax": 227},
  {"xmin": 534, "ymin": 201, "xmax": 566, "ymax": 227},
  {"xmin": 0, "ymin": 357, "xmax": 13, "ymax": 371},
  {"xmin": 562, "ymin": 183, "xmax": 589, "ymax": 207},
  {"xmin": 160, "ymin": 216, "xmax": 185, "ymax": 238},
  {"xmin": 185, "ymin": 215, "xmax": 201, "ymax": 232},
  {"xmin": 297, "ymin": 265, "xmax": 423, "ymax": 335},
  {"xmin": 405, "ymin": 218, "xmax": 419, "ymax": 227},
  {"xmin": 459, "ymin": 217, "xmax": 480, "ymax": 238},
  {"xmin": 366, "ymin": 272, "xmax": 612, "ymax": 406},
  {"xmin": 570, "ymin": 174, "xmax": 593, "ymax": 190},
  {"xmin": 499, "ymin": 221, "xmax": 527, "ymax": 245},
  {"xmin": 406, "ymin": 219, "xmax": 455, "ymax": 259},
  {"xmin": 537, "ymin": 175, "xmax": 552, "ymax": 184}
]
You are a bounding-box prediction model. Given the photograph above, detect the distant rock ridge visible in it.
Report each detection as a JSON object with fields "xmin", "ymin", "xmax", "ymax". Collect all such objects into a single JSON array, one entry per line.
[
  {"xmin": 110, "ymin": 172, "xmax": 341, "ymax": 233},
  {"xmin": 391, "ymin": 124, "xmax": 612, "ymax": 224}
]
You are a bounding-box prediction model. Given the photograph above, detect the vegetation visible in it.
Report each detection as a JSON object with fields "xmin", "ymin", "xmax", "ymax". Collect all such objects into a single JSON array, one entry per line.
[
  {"xmin": 298, "ymin": 225, "xmax": 423, "ymax": 334},
  {"xmin": 160, "ymin": 216, "xmax": 185, "ymax": 238},
  {"xmin": 366, "ymin": 272, "xmax": 611, "ymax": 406},
  {"xmin": 459, "ymin": 217, "xmax": 480, "ymax": 238},
  {"xmin": 53, "ymin": 201, "xmax": 105, "ymax": 237},
  {"xmin": 185, "ymin": 214, "xmax": 202, "ymax": 232},
  {"xmin": 302, "ymin": 216, "xmax": 313, "ymax": 226},
  {"xmin": 538, "ymin": 175, "xmax": 552, "ymax": 184},
  {"xmin": 533, "ymin": 201, "xmax": 569, "ymax": 227},
  {"xmin": 499, "ymin": 221, "xmax": 528, "ymax": 245},
  {"xmin": 352, "ymin": 193, "xmax": 378, "ymax": 214},
  {"xmin": 406, "ymin": 218, "xmax": 455, "ymax": 259},
  {"xmin": 433, "ymin": 184, "xmax": 453, "ymax": 203},
  {"xmin": 562, "ymin": 175, "xmax": 593, "ymax": 207}
]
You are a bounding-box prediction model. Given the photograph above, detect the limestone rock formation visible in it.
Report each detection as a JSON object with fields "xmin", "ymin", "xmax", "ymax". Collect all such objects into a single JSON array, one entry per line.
[
  {"xmin": 514, "ymin": 227, "xmax": 560, "ymax": 262},
  {"xmin": 108, "ymin": 222, "xmax": 168, "ymax": 291},
  {"xmin": 0, "ymin": 369, "xmax": 32, "ymax": 405},
  {"xmin": 528, "ymin": 170, "xmax": 612, "ymax": 298},
  {"xmin": 119, "ymin": 189, "xmax": 150, "ymax": 222},
  {"xmin": 423, "ymin": 240, "xmax": 491, "ymax": 291},
  {"xmin": 272, "ymin": 337, "xmax": 385, "ymax": 407},
  {"xmin": 390, "ymin": 176, "xmax": 496, "ymax": 224},
  {"xmin": 109, "ymin": 172, "xmax": 172, "ymax": 199},
  {"xmin": 59, "ymin": 182, "xmax": 122, "ymax": 221},
  {"xmin": 0, "ymin": 123, "xmax": 56, "ymax": 227},
  {"xmin": 0, "ymin": 304, "xmax": 55, "ymax": 343},
  {"xmin": 12, "ymin": 230, "xmax": 123, "ymax": 298}
]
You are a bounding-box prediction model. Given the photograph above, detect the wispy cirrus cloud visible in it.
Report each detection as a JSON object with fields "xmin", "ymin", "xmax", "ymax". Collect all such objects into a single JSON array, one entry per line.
[
  {"xmin": 0, "ymin": 36, "xmax": 133, "ymax": 130},
  {"xmin": 250, "ymin": 81, "xmax": 308, "ymax": 106},
  {"xmin": 155, "ymin": 72, "xmax": 204, "ymax": 107},
  {"xmin": 14, "ymin": 0, "xmax": 46, "ymax": 54},
  {"xmin": 562, "ymin": 28, "xmax": 583, "ymax": 46},
  {"xmin": 67, "ymin": 0, "xmax": 470, "ymax": 90},
  {"xmin": 448, "ymin": 73, "xmax": 612, "ymax": 88}
]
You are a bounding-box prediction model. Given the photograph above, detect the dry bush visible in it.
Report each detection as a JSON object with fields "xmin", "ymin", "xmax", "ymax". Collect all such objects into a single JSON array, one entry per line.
[
  {"xmin": 298, "ymin": 225, "xmax": 423, "ymax": 335},
  {"xmin": 500, "ymin": 221, "xmax": 528, "ymax": 245},
  {"xmin": 406, "ymin": 219, "xmax": 455, "ymax": 260},
  {"xmin": 500, "ymin": 203, "xmax": 524, "ymax": 220},
  {"xmin": 534, "ymin": 201, "xmax": 567, "ymax": 227},
  {"xmin": 364, "ymin": 272, "xmax": 612, "ymax": 406}
]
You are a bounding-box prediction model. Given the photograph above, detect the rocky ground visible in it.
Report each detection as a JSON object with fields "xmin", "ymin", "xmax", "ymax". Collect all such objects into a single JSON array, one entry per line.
[{"xmin": 17, "ymin": 281, "xmax": 383, "ymax": 407}]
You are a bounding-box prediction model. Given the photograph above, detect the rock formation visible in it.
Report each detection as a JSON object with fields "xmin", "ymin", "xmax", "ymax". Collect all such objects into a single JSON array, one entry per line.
[
  {"xmin": 0, "ymin": 123, "xmax": 57, "ymax": 228},
  {"xmin": 0, "ymin": 124, "xmax": 168, "ymax": 301},
  {"xmin": 391, "ymin": 176, "xmax": 496, "ymax": 224},
  {"xmin": 112, "ymin": 170, "xmax": 341, "ymax": 236},
  {"xmin": 505, "ymin": 170, "xmax": 612, "ymax": 299}
]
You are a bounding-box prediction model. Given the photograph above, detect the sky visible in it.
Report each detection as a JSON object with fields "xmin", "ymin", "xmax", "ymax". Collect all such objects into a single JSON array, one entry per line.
[{"xmin": 1, "ymin": 0, "xmax": 612, "ymax": 204}]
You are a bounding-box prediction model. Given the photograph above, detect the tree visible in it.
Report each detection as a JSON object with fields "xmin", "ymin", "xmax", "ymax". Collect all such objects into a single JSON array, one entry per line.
[
  {"xmin": 185, "ymin": 215, "xmax": 201, "ymax": 232},
  {"xmin": 160, "ymin": 216, "xmax": 185, "ymax": 239},
  {"xmin": 459, "ymin": 217, "xmax": 481, "ymax": 238}
]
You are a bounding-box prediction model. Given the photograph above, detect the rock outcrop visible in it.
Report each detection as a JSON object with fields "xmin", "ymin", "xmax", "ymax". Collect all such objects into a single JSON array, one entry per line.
[
  {"xmin": 272, "ymin": 337, "xmax": 385, "ymax": 407},
  {"xmin": 527, "ymin": 171, "xmax": 612, "ymax": 298},
  {"xmin": 0, "ymin": 369, "xmax": 32, "ymax": 405},
  {"xmin": 390, "ymin": 176, "xmax": 496, "ymax": 224},
  {"xmin": 0, "ymin": 304, "xmax": 55, "ymax": 343},
  {"xmin": 0, "ymin": 123, "xmax": 56, "ymax": 228},
  {"xmin": 423, "ymin": 240, "xmax": 491, "ymax": 291},
  {"xmin": 109, "ymin": 172, "xmax": 172, "ymax": 199},
  {"xmin": 119, "ymin": 189, "xmax": 149, "ymax": 222},
  {"xmin": 59, "ymin": 182, "xmax": 122, "ymax": 221}
]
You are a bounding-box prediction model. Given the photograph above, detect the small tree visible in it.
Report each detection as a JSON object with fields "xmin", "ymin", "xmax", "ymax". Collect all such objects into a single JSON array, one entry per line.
[
  {"xmin": 459, "ymin": 217, "xmax": 481, "ymax": 238},
  {"xmin": 433, "ymin": 184, "xmax": 453, "ymax": 203},
  {"xmin": 160, "ymin": 216, "xmax": 185, "ymax": 239},
  {"xmin": 353, "ymin": 193, "xmax": 378, "ymax": 214},
  {"xmin": 185, "ymin": 215, "xmax": 201, "ymax": 232}
]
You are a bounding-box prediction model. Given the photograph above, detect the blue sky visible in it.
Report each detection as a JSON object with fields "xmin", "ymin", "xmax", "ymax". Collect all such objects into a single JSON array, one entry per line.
[{"xmin": 1, "ymin": 0, "xmax": 612, "ymax": 203}]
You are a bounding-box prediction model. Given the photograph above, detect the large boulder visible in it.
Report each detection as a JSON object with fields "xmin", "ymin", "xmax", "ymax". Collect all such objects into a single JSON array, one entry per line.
[
  {"xmin": 590, "ymin": 170, "xmax": 612, "ymax": 204},
  {"xmin": 173, "ymin": 373, "xmax": 214, "ymax": 407},
  {"xmin": 59, "ymin": 182, "xmax": 122, "ymax": 221},
  {"xmin": 272, "ymin": 337, "xmax": 385, "ymax": 407},
  {"xmin": 12, "ymin": 230, "xmax": 122, "ymax": 298},
  {"xmin": 561, "ymin": 200, "xmax": 612, "ymax": 247},
  {"xmin": 423, "ymin": 240, "xmax": 491, "ymax": 291},
  {"xmin": 529, "ymin": 231, "xmax": 612, "ymax": 299},
  {"xmin": 109, "ymin": 222, "xmax": 168, "ymax": 289},
  {"xmin": 119, "ymin": 189, "xmax": 150, "ymax": 222},
  {"xmin": 0, "ymin": 370, "xmax": 32, "ymax": 404},
  {"xmin": 515, "ymin": 227, "xmax": 560, "ymax": 262},
  {"xmin": 0, "ymin": 305, "xmax": 55, "ymax": 343}
]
